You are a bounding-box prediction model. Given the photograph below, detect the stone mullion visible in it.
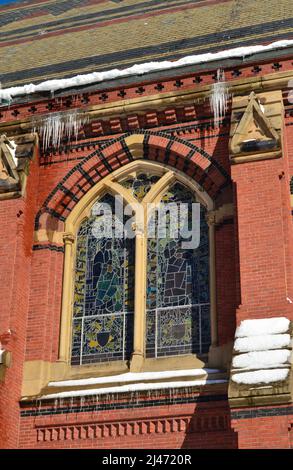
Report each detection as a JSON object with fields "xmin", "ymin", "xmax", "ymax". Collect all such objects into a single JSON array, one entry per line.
[{"xmin": 130, "ymin": 218, "xmax": 147, "ymax": 372}]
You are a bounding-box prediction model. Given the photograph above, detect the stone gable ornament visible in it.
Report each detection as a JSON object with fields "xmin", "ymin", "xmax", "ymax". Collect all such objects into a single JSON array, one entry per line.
[
  {"xmin": 229, "ymin": 91, "xmax": 283, "ymax": 163},
  {"xmin": 0, "ymin": 133, "xmax": 37, "ymax": 199},
  {"xmin": 0, "ymin": 134, "xmax": 20, "ymax": 194}
]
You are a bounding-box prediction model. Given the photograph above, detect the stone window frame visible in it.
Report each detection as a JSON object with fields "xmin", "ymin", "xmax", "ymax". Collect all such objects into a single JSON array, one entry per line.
[{"xmin": 58, "ymin": 160, "xmax": 217, "ymax": 376}]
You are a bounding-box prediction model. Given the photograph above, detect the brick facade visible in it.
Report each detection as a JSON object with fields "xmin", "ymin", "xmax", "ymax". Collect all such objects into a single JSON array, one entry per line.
[{"xmin": 0, "ymin": 30, "xmax": 293, "ymax": 448}]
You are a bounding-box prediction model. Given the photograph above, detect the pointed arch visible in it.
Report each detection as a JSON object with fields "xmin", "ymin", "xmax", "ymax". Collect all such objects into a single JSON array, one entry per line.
[
  {"xmin": 57, "ymin": 159, "xmax": 217, "ymax": 366},
  {"xmin": 35, "ymin": 130, "xmax": 230, "ymax": 231}
]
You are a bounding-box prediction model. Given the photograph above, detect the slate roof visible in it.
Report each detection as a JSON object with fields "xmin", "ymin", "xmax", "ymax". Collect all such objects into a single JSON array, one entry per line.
[{"xmin": 0, "ymin": 0, "xmax": 293, "ymax": 88}]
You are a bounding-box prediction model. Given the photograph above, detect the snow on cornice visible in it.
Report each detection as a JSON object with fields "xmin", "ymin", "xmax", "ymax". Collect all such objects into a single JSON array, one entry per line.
[
  {"xmin": 40, "ymin": 378, "xmax": 227, "ymax": 400},
  {"xmin": 48, "ymin": 368, "xmax": 219, "ymax": 388},
  {"xmin": 1, "ymin": 39, "xmax": 293, "ymax": 102}
]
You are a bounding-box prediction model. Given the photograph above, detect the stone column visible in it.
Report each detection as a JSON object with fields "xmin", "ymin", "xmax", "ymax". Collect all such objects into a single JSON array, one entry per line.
[
  {"xmin": 130, "ymin": 221, "xmax": 146, "ymax": 372},
  {"xmin": 58, "ymin": 232, "xmax": 75, "ymax": 362}
]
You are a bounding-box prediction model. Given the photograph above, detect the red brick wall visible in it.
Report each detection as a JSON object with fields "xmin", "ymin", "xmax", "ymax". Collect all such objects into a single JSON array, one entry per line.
[
  {"xmin": 0, "ymin": 151, "xmax": 40, "ymax": 448},
  {"xmin": 232, "ymin": 413, "xmax": 292, "ymax": 449},
  {"xmin": 0, "ymin": 79, "xmax": 293, "ymax": 448},
  {"xmin": 18, "ymin": 401, "xmax": 238, "ymax": 449},
  {"xmin": 231, "ymin": 154, "xmax": 293, "ymax": 324},
  {"xmin": 26, "ymin": 249, "xmax": 64, "ymax": 362},
  {"xmin": 215, "ymin": 222, "xmax": 237, "ymax": 345}
]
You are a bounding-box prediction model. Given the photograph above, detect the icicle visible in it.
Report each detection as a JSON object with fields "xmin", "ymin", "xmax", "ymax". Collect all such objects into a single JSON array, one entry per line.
[
  {"xmin": 209, "ymin": 69, "xmax": 230, "ymax": 127},
  {"xmin": 33, "ymin": 109, "xmax": 89, "ymax": 150}
]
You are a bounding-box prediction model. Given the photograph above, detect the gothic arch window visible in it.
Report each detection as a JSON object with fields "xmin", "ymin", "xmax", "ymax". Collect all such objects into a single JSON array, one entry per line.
[{"xmin": 63, "ymin": 162, "xmax": 214, "ymax": 368}]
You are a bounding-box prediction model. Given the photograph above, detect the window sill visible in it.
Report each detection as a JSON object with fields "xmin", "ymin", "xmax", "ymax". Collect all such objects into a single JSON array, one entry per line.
[
  {"xmin": 22, "ymin": 358, "xmax": 228, "ymax": 403},
  {"xmin": 21, "ymin": 350, "xmax": 231, "ymax": 400}
]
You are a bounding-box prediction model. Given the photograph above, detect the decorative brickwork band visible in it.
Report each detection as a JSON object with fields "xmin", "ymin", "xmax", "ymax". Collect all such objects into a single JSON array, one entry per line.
[
  {"xmin": 36, "ymin": 414, "xmax": 230, "ymax": 443},
  {"xmin": 35, "ymin": 130, "xmax": 231, "ymax": 230}
]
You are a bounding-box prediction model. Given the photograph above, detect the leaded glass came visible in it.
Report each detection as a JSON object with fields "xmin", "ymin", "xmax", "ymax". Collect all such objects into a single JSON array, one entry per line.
[
  {"xmin": 71, "ymin": 194, "xmax": 135, "ymax": 365},
  {"xmin": 146, "ymin": 183, "xmax": 210, "ymax": 358}
]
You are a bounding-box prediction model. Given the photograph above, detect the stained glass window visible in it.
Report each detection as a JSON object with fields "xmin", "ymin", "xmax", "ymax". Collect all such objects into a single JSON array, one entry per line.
[
  {"xmin": 146, "ymin": 183, "xmax": 210, "ymax": 358},
  {"xmin": 71, "ymin": 173, "xmax": 211, "ymax": 367},
  {"xmin": 71, "ymin": 193, "xmax": 135, "ymax": 365},
  {"xmin": 120, "ymin": 173, "xmax": 160, "ymax": 201}
]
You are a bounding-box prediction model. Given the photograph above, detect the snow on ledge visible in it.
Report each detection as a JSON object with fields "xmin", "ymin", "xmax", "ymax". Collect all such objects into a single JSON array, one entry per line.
[
  {"xmin": 41, "ymin": 378, "xmax": 227, "ymax": 400},
  {"xmin": 232, "ymin": 350, "xmax": 291, "ymax": 369},
  {"xmin": 0, "ymin": 39, "xmax": 293, "ymax": 101},
  {"xmin": 48, "ymin": 368, "xmax": 219, "ymax": 388},
  {"xmin": 234, "ymin": 334, "xmax": 291, "ymax": 353},
  {"xmin": 235, "ymin": 317, "xmax": 290, "ymax": 338},
  {"xmin": 232, "ymin": 369, "xmax": 289, "ymax": 385},
  {"xmin": 231, "ymin": 317, "xmax": 291, "ymax": 385}
]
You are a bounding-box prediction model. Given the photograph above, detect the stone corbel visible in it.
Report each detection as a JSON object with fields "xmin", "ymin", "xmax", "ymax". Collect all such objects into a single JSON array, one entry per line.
[
  {"xmin": 229, "ymin": 91, "xmax": 283, "ymax": 164},
  {"xmin": 0, "ymin": 132, "xmax": 38, "ymax": 200},
  {"xmin": 206, "ymin": 203, "xmax": 234, "ymax": 227}
]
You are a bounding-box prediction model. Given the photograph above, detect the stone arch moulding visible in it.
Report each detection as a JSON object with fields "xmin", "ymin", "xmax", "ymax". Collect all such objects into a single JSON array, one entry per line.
[{"xmin": 34, "ymin": 130, "xmax": 231, "ymax": 234}]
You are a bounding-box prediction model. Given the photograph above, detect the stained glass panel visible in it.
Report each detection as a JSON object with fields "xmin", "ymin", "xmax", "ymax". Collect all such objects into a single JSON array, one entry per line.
[
  {"xmin": 71, "ymin": 193, "xmax": 134, "ymax": 365},
  {"xmin": 120, "ymin": 173, "xmax": 160, "ymax": 201},
  {"xmin": 146, "ymin": 183, "xmax": 210, "ymax": 357}
]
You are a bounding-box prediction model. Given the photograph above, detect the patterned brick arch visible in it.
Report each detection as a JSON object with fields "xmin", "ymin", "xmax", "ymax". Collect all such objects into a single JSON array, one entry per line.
[{"xmin": 35, "ymin": 130, "xmax": 231, "ymax": 230}]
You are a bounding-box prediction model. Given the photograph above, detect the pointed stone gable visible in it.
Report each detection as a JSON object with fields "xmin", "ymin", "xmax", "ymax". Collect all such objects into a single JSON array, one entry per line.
[
  {"xmin": 0, "ymin": 135, "xmax": 20, "ymax": 195},
  {"xmin": 0, "ymin": 133, "xmax": 37, "ymax": 199},
  {"xmin": 229, "ymin": 91, "xmax": 283, "ymax": 163}
]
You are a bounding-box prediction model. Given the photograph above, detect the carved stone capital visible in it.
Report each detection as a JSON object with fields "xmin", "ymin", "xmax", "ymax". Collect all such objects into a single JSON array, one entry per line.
[
  {"xmin": 205, "ymin": 211, "xmax": 217, "ymax": 226},
  {"xmin": 131, "ymin": 221, "xmax": 144, "ymax": 235},
  {"xmin": 63, "ymin": 232, "xmax": 75, "ymax": 245}
]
